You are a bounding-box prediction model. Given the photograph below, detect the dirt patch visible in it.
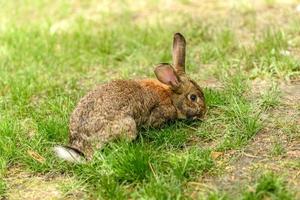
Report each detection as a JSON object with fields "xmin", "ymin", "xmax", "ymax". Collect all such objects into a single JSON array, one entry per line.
[
  {"xmin": 194, "ymin": 83, "xmax": 300, "ymax": 198},
  {"xmin": 3, "ymin": 168, "xmax": 85, "ymax": 200}
]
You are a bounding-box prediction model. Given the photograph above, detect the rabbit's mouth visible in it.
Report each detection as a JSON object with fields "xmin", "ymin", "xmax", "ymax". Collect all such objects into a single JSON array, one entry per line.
[
  {"xmin": 185, "ymin": 107, "xmax": 206, "ymax": 120},
  {"xmin": 186, "ymin": 112, "xmax": 204, "ymax": 120}
]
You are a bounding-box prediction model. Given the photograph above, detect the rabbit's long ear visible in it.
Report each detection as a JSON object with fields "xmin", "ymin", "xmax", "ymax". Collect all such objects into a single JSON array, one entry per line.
[
  {"xmin": 154, "ymin": 63, "xmax": 180, "ymax": 88},
  {"xmin": 172, "ymin": 33, "xmax": 186, "ymax": 75}
]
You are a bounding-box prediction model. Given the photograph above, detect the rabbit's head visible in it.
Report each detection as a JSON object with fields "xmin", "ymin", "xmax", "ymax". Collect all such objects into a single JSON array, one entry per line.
[{"xmin": 154, "ymin": 33, "xmax": 206, "ymax": 120}]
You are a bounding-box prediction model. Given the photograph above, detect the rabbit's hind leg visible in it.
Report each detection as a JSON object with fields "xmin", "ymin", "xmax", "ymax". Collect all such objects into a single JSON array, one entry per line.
[
  {"xmin": 84, "ymin": 116, "xmax": 138, "ymax": 159},
  {"xmin": 93, "ymin": 116, "xmax": 138, "ymax": 148},
  {"xmin": 110, "ymin": 116, "xmax": 138, "ymax": 142}
]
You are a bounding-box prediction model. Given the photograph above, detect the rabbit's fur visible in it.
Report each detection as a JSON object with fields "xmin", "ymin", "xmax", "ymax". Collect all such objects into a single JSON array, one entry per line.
[{"xmin": 54, "ymin": 33, "xmax": 206, "ymax": 161}]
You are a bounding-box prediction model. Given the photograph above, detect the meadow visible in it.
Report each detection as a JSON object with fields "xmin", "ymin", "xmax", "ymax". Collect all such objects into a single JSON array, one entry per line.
[{"xmin": 0, "ymin": 0, "xmax": 299, "ymax": 199}]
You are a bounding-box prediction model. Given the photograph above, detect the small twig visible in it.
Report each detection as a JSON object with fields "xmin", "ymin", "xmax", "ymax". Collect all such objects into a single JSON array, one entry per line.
[
  {"xmin": 27, "ymin": 150, "xmax": 46, "ymax": 164},
  {"xmin": 188, "ymin": 182, "xmax": 204, "ymax": 186},
  {"xmin": 296, "ymin": 171, "xmax": 300, "ymax": 178},
  {"xmin": 188, "ymin": 182, "xmax": 215, "ymax": 190},
  {"xmin": 243, "ymin": 152, "xmax": 260, "ymax": 158},
  {"xmin": 182, "ymin": 124, "xmax": 198, "ymax": 131},
  {"xmin": 148, "ymin": 161, "xmax": 158, "ymax": 181}
]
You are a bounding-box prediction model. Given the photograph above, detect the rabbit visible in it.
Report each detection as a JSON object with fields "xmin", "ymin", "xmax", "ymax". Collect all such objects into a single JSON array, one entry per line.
[{"xmin": 54, "ymin": 33, "xmax": 206, "ymax": 162}]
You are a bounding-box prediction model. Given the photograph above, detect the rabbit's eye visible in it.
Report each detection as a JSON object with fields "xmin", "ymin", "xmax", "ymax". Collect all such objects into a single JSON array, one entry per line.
[{"xmin": 189, "ymin": 94, "xmax": 197, "ymax": 102}]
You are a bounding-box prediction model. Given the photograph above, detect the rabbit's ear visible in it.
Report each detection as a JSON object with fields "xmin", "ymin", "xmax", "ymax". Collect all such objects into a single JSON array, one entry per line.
[
  {"xmin": 154, "ymin": 63, "xmax": 180, "ymax": 88},
  {"xmin": 172, "ymin": 33, "xmax": 186, "ymax": 75}
]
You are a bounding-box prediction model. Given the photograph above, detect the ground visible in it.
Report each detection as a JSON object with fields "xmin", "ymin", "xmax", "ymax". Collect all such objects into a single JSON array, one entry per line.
[
  {"xmin": 0, "ymin": 0, "xmax": 299, "ymax": 199},
  {"xmin": 199, "ymin": 83, "xmax": 300, "ymax": 198}
]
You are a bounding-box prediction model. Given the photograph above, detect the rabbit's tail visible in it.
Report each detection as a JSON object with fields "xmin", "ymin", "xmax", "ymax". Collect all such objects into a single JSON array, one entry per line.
[{"xmin": 53, "ymin": 145, "xmax": 86, "ymax": 163}]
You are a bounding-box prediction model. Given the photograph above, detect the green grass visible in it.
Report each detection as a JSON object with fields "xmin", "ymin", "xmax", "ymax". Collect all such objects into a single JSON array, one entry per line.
[
  {"xmin": 204, "ymin": 172, "xmax": 294, "ymax": 200},
  {"xmin": 270, "ymin": 141, "xmax": 285, "ymax": 156},
  {"xmin": 69, "ymin": 139, "xmax": 213, "ymax": 199},
  {"xmin": 242, "ymin": 172, "xmax": 294, "ymax": 200},
  {"xmin": 198, "ymin": 73, "xmax": 262, "ymax": 150},
  {"xmin": 244, "ymin": 29, "xmax": 300, "ymax": 79},
  {"xmin": 0, "ymin": 0, "xmax": 299, "ymax": 199},
  {"xmin": 0, "ymin": 178, "xmax": 6, "ymax": 197},
  {"xmin": 259, "ymin": 83, "xmax": 281, "ymax": 110},
  {"xmin": 206, "ymin": 192, "xmax": 230, "ymax": 200}
]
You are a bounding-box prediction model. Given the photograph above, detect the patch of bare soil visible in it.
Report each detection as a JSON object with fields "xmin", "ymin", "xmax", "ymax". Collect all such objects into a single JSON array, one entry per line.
[
  {"xmin": 195, "ymin": 83, "xmax": 300, "ymax": 198},
  {"xmin": 3, "ymin": 168, "xmax": 85, "ymax": 200}
]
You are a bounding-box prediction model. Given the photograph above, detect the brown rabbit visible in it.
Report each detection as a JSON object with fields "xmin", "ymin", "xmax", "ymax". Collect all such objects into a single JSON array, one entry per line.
[{"xmin": 54, "ymin": 33, "xmax": 206, "ymax": 162}]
